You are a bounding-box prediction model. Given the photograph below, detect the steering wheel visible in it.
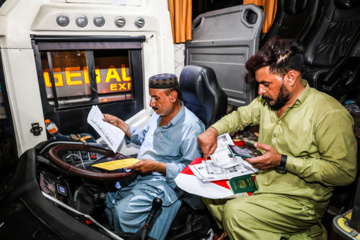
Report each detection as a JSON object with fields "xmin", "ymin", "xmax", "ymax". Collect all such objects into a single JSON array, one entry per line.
[{"xmin": 48, "ymin": 143, "xmax": 136, "ymax": 181}]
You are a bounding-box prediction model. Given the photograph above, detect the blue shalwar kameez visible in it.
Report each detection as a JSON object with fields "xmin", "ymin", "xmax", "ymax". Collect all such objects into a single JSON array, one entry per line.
[{"xmin": 105, "ymin": 105, "xmax": 205, "ymax": 240}]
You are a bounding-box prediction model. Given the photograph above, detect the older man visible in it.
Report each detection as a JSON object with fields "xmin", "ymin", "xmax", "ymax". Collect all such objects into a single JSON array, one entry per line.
[
  {"xmin": 198, "ymin": 36, "xmax": 357, "ymax": 239},
  {"xmin": 103, "ymin": 73, "xmax": 205, "ymax": 240}
]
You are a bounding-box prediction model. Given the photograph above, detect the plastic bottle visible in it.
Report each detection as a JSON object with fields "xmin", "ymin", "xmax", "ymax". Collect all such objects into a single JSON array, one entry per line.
[
  {"xmin": 344, "ymin": 99, "xmax": 360, "ymax": 114},
  {"xmin": 44, "ymin": 119, "xmax": 60, "ymax": 137}
]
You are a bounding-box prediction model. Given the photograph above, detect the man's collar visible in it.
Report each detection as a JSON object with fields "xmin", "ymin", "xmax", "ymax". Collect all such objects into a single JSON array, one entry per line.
[
  {"xmin": 158, "ymin": 102, "xmax": 184, "ymax": 128},
  {"xmin": 168, "ymin": 102, "xmax": 185, "ymax": 126},
  {"xmin": 295, "ymin": 80, "xmax": 310, "ymax": 105}
]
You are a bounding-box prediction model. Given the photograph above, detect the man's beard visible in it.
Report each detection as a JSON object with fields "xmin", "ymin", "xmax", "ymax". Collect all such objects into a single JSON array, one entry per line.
[{"xmin": 262, "ymin": 83, "xmax": 290, "ymax": 111}]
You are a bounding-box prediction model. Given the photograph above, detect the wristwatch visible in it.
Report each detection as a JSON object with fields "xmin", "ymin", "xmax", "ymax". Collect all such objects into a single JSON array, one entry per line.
[{"xmin": 276, "ymin": 154, "xmax": 288, "ymax": 174}]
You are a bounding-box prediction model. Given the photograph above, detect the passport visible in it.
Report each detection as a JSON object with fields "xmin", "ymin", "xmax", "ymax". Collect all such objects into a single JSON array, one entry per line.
[{"xmin": 228, "ymin": 174, "xmax": 257, "ymax": 194}]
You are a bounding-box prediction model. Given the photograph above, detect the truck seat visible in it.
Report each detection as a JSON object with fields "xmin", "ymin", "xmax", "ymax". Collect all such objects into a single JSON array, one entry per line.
[
  {"xmin": 179, "ymin": 65, "xmax": 228, "ymax": 128},
  {"xmin": 302, "ymin": 0, "xmax": 360, "ymax": 89},
  {"xmin": 261, "ymin": 0, "xmax": 324, "ymax": 47}
]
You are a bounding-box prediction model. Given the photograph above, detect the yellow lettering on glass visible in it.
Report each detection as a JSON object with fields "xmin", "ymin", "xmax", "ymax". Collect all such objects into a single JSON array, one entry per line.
[
  {"xmin": 84, "ymin": 66, "xmax": 90, "ymax": 84},
  {"xmin": 43, "ymin": 70, "xmax": 52, "ymax": 87},
  {"xmin": 65, "ymin": 67, "xmax": 83, "ymax": 86},
  {"xmin": 95, "ymin": 68, "xmax": 101, "ymax": 83},
  {"xmin": 110, "ymin": 84, "xmax": 117, "ymax": 91},
  {"xmin": 105, "ymin": 65, "xmax": 121, "ymax": 83},
  {"xmin": 121, "ymin": 64, "xmax": 131, "ymax": 81},
  {"xmin": 128, "ymin": 82, "xmax": 132, "ymax": 90},
  {"xmin": 118, "ymin": 83, "xmax": 126, "ymax": 90},
  {"xmin": 43, "ymin": 68, "xmax": 64, "ymax": 87},
  {"xmin": 84, "ymin": 66, "xmax": 101, "ymax": 84}
]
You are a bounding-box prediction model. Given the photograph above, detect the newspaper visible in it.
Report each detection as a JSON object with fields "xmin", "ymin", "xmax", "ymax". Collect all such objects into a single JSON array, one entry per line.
[
  {"xmin": 189, "ymin": 159, "xmax": 256, "ymax": 182},
  {"xmin": 188, "ymin": 133, "xmax": 258, "ymax": 182},
  {"xmin": 211, "ymin": 133, "xmax": 245, "ymax": 168},
  {"xmin": 87, "ymin": 105, "xmax": 125, "ymax": 153}
]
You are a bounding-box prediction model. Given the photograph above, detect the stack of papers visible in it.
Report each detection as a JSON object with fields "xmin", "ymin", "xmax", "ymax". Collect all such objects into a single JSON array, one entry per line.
[
  {"xmin": 189, "ymin": 159, "xmax": 256, "ymax": 182},
  {"xmin": 87, "ymin": 105, "xmax": 125, "ymax": 153},
  {"xmin": 175, "ymin": 157, "xmax": 256, "ymax": 199},
  {"xmin": 188, "ymin": 133, "xmax": 257, "ymax": 183},
  {"xmin": 210, "ymin": 133, "xmax": 259, "ymax": 169}
]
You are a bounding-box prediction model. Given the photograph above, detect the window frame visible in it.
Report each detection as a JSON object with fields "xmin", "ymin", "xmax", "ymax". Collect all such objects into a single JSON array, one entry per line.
[
  {"xmin": 33, "ymin": 35, "xmax": 144, "ymax": 110},
  {"xmin": 31, "ymin": 35, "xmax": 145, "ymax": 138}
]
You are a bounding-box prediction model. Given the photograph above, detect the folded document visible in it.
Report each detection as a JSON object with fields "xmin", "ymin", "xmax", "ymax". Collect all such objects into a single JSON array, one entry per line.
[{"xmin": 92, "ymin": 158, "xmax": 139, "ymax": 171}]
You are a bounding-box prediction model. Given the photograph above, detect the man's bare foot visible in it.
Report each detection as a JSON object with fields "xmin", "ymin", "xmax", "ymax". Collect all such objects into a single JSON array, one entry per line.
[{"xmin": 218, "ymin": 232, "xmax": 228, "ymax": 240}]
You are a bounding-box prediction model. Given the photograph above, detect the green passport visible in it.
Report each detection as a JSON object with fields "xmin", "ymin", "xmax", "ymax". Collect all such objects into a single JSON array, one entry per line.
[{"xmin": 228, "ymin": 174, "xmax": 257, "ymax": 194}]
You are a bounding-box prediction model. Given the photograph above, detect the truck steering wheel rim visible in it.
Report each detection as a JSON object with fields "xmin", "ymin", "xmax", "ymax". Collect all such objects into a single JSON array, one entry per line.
[{"xmin": 48, "ymin": 143, "xmax": 136, "ymax": 181}]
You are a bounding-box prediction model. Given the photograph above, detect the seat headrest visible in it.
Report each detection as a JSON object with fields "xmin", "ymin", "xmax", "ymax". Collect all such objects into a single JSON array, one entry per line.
[
  {"xmin": 334, "ymin": 0, "xmax": 360, "ymax": 9},
  {"xmin": 179, "ymin": 65, "xmax": 228, "ymax": 128},
  {"xmin": 284, "ymin": 0, "xmax": 309, "ymax": 14}
]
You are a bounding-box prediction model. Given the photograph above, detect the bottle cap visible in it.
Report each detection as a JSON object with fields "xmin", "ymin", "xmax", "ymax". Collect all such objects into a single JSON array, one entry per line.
[{"xmin": 45, "ymin": 119, "xmax": 50, "ymax": 124}]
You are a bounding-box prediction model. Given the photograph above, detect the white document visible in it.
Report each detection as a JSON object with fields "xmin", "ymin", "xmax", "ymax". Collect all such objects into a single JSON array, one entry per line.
[
  {"xmin": 211, "ymin": 133, "xmax": 243, "ymax": 168},
  {"xmin": 87, "ymin": 105, "xmax": 125, "ymax": 153},
  {"xmin": 189, "ymin": 160, "xmax": 257, "ymax": 182}
]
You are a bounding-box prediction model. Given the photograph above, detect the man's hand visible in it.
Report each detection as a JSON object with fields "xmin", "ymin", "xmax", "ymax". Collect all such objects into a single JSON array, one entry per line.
[
  {"xmin": 126, "ymin": 159, "xmax": 166, "ymax": 175},
  {"xmin": 103, "ymin": 114, "xmax": 123, "ymax": 128},
  {"xmin": 244, "ymin": 143, "xmax": 281, "ymax": 170},
  {"xmin": 197, "ymin": 127, "xmax": 218, "ymax": 160},
  {"xmin": 103, "ymin": 114, "xmax": 130, "ymax": 138}
]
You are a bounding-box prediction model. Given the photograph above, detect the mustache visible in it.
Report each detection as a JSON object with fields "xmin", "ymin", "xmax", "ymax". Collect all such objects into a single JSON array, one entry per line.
[
  {"xmin": 152, "ymin": 107, "xmax": 159, "ymax": 111},
  {"xmin": 262, "ymin": 95, "xmax": 273, "ymax": 102}
]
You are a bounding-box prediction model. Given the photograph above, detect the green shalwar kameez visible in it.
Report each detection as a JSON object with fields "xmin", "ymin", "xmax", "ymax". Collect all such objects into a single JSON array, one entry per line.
[{"xmin": 206, "ymin": 81, "xmax": 357, "ymax": 239}]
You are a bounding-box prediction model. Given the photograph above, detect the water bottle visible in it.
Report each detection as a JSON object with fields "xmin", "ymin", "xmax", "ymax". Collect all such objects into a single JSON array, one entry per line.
[
  {"xmin": 45, "ymin": 119, "xmax": 60, "ymax": 137},
  {"xmin": 344, "ymin": 99, "xmax": 360, "ymax": 114}
]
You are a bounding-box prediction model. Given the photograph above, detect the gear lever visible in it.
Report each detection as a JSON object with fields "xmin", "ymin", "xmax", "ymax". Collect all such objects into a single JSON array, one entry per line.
[{"xmin": 128, "ymin": 197, "xmax": 163, "ymax": 240}]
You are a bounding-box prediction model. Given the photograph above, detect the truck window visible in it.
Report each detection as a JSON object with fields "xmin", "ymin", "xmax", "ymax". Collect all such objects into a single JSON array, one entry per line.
[
  {"xmin": 35, "ymin": 37, "xmax": 140, "ymax": 109},
  {"xmin": 31, "ymin": 36, "xmax": 145, "ymax": 137},
  {"xmin": 41, "ymin": 49, "xmax": 133, "ymax": 106}
]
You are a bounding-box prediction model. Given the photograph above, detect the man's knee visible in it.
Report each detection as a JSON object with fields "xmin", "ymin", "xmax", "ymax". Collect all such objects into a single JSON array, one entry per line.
[
  {"xmin": 114, "ymin": 202, "xmax": 141, "ymax": 226},
  {"xmin": 222, "ymin": 199, "xmax": 249, "ymax": 230}
]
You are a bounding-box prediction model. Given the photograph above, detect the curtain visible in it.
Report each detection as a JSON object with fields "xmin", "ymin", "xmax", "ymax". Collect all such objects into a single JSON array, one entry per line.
[
  {"xmin": 168, "ymin": 0, "xmax": 193, "ymax": 43},
  {"xmin": 243, "ymin": 0, "xmax": 277, "ymax": 33}
]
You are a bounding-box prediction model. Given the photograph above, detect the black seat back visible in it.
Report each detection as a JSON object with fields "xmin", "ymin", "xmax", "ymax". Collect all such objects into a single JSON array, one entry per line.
[
  {"xmin": 179, "ymin": 65, "xmax": 228, "ymax": 128},
  {"xmin": 304, "ymin": 0, "xmax": 360, "ymax": 68},
  {"xmin": 346, "ymin": 29, "xmax": 360, "ymax": 57},
  {"xmin": 321, "ymin": 56, "xmax": 360, "ymax": 102},
  {"xmin": 261, "ymin": 0, "xmax": 324, "ymax": 47},
  {"xmin": 301, "ymin": 0, "xmax": 360, "ymax": 88}
]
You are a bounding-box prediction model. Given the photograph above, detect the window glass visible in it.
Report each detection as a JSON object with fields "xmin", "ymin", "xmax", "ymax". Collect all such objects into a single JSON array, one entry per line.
[
  {"xmin": 40, "ymin": 49, "xmax": 133, "ymax": 106},
  {"xmin": 94, "ymin": 50, "xmax": 133, "ymax": 103},
  {"xmin": 42, "ymin": 50, "xmax": 91, "ymax": 105},
  {"xmin": 33, "ymin": 36, "xmax": 144, "ymax": 137}
]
